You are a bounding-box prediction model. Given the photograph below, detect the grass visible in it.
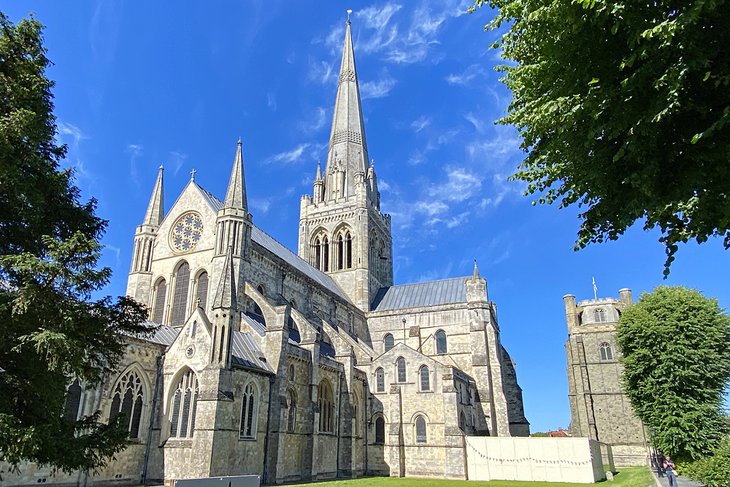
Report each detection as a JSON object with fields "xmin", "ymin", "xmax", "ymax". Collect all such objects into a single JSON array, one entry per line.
[{"xmin": 283, "ymin": 467, "xmax": 655, "ymax": 487}]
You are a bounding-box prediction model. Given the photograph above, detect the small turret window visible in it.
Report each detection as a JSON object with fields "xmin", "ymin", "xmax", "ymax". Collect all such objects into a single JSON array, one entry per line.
[
  {"xmin": 435, "ymin": 330, "xmax": 447, "ymax": 354},
  {"xmin": 383, "ymin": 333, "xmax": 394, "ymax": 352},
  {"xmin": 376, "ymin": 367, "xmax": 385, "ymax": 392},
  {"xmin": 594, "ymin": 308, "xmax": 607, "ymax": 323},
  {"xmin": 396, "ymin": 357, "xmax": 406, "ymax": 383},
  {"xmin": 600, "ymin": 342, "xmax": 613, "ymax": 361}
]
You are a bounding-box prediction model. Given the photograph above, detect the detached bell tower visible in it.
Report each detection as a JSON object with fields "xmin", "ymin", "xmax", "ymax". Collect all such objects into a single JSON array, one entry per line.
[{"xmin": 298, "ymin": 17, "xmax": 392, "ymax": 311}]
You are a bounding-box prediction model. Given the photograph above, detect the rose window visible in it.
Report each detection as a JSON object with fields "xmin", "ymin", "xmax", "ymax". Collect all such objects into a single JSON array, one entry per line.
[{"xmin": 170, "ymin": 212, "xmax": 203, "ymax": 252}]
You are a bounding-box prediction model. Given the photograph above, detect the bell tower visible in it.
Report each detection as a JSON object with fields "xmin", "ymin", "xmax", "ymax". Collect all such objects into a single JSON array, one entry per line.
[{"xmin": 298, "ymin": 18, "xmax": 392, "ymax": 312}]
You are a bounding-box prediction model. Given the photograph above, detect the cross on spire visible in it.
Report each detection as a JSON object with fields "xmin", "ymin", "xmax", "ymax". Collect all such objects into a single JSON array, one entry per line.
[{"xmin": 190, "ymin": 168, "xmax": 197, "ymax": 181}]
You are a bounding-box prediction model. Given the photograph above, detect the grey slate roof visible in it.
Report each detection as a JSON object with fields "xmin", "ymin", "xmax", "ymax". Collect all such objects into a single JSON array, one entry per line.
[
  {"xmin": 139, "ymin": 324, "xmax": 273, "ymax": 374},
  {"xmin": 370, "ymin": 276, "xmax": 469, "ymax": 311},
  {"xmin": 197, "ymin": 185, "xmax": 349, "ymax": 302},
  {"xmin": 231, "ymin": 331, "xmax": 273, "ymax": 373}
]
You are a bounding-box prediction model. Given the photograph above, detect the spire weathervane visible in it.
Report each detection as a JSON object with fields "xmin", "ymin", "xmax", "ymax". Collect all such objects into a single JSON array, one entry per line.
[{"xmin": 347, "ymin": 9, "xmax": 352, "ymax": 24}]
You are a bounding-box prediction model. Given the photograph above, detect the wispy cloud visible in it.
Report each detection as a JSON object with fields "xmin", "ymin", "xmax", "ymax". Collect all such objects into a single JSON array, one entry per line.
[
  {"xmin": 169, "ymin": 151, "xmax": 188, "ymax": 176},
  {"xmin": 411, "ymin": 115, "xmax": 431, "ymax": 133},
  {"xmin": 264, "ymin": 142, "xmax": 312, "ymax": 165},
  {"xmin": 445, "ymin": 64, "xmax": 482, "ymax": 85},
  {"xmin": 427, "ymin": 167, "xmax": 483, "ymax": 203},
  {"xmin": 352, "ymin": 0, "xmax": 468, "ymax": 65},
  {"xmin": 464, "ymin": 112, "xmax": 487, "ymax": 133},
  {"xmin": 360, "ymin": 74, "xmax": 396, "ymax": 99},
  {"xmin": 127, "ymin": 144, "xmax": 143, "ymax": 184},
  {"xmin": 299, "ymin": 107, "xmax": 327, "ymax": 133},
  {"xmin": 267, "ymin": 92, "xmax": 277, "ymax": 110},
  {"xmin": 307, "ymin": 58, "xmax": 336, "ymax": 84},
  {"xmin": 56, "ymin": 121, "xmax": 88, "ymax": 150},
  {"xmin": 250, "ymin": 197, "xmax": 272, "ymax": 214}
]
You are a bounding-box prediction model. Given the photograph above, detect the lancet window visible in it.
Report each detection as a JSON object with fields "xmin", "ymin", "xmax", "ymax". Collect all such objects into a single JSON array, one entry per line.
[
  {"xmin": 171, "ymin": 261, "xmax": 190, "ymax": 326},
  {"xmin": 318, "ymin": 380, "xmax": 335, "ymax": 433},
  {"xmin": 152, "ymin": 278, "xmax": 167, "ymax": 323},
  {"xmin": 240, "ymin": 382, "xmax": 258, "ymax": 438}
]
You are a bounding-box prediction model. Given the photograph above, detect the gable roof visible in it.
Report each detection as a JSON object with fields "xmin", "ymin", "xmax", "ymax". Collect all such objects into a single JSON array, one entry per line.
[
  {"xmin": 141, "ymin": 324, "xmax": 273, "ymax": 374},
  {"xmin": 194, "ymin": 183, "xmax": 349, "ymax": 301},
  {"xmin": 370, "ymin": 276, "xmax": 468, "ymax": 311}
]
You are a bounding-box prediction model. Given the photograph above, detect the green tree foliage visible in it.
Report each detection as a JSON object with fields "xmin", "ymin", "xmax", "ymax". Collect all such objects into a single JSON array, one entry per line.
[
  {"xmin": 683, "ymin": 436, "xmax": 730, "ymax": 487},
  {"xmin": 472, "ymin": 0, "xmax": 730, "ymax": 275},
  {"xmin": 0, "ymin": 12, "xmax": 153, "ymax": 471},
  {"xmin": 616, "ymin": 286, "xmax": 730, "ymax": 461}
]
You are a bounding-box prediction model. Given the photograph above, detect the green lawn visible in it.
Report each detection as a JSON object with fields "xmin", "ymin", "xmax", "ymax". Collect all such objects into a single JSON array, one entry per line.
[{"xmin": 284, "ymin": 467, "xmax": 654, "ymax": 487}]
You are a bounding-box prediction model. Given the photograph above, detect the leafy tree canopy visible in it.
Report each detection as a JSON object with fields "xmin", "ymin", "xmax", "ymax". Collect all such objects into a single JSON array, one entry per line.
[
  {"xmin": 472, "ymin": 0, "xmax": 730, "ymax": 275},
  {"xmin": 0, "ymin": 12, "xmax": 153, "ymax": 472},
  {"xmin": 616, "ymin": 286, "xmax": 730, "ymax": 461}
]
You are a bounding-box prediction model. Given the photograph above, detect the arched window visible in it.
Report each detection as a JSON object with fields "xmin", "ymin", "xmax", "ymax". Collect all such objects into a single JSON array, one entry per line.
[
  {"xmin": 594, "ymin": 308, "xmax": 607, "ymax": 322},
  {"xmin": 459, "ymin": 411, "xmax": 466, "ymax": 431},
  {"xmin": 600, "ymin": 342, "xmax": 613, "ymax": 361},
  {"xmin": 169, "ymin": 369, "xmax": 198, "ymax": 438},
  {"xmin": 435, "ymin": 330, "xmax": 447, "ymax": 354},
  {"xmin": 345, "ymin": 232, "xmax": 352, "ymax": 269},
  {"xmin": 322, "ymin": 236, "xmax": 329, "ymax": 272},
  {"xmin": 314, "ymin": 237, "xmax": 322, "ymax": 269},
  {"xmin": 109, "ymin": 369, "xmax": 145, "ymax": 439},
  {"xmin": 375, "ymin": 416, "xmax": 385, "ymax": 444},
  {"xmin": 415, "ymin": 416, "xmax": 427, "ymax": 443},
  {"xmin": 337, "ymin": 233, "xmax": 344, "ymax": 270},
  {"xmin": 64, "ymin": 380, "xmax": 82, "ymax": 422},
  {"xmin": 171, "ymin": 262, "xmax": 190, "ymax": 326},
  {"xmin": 195, "ymin": 271, "xmax": 208, "ymax": 310},
  {"xmin": 286, "ymin": 389, "xmax": 297, "ymax": 433},
  {"xmin": 383, "ymin": 333, "xmax": 394, "ymax": 352},
  {"xmin": 376, "ymin": 367, "xmax": 385, "ymax": 392},
  {"xmin": 396, "ymin": 357, "xmax": 406, "ymax": 383},
  {"xmin": 152, "ymin": 278, "xmax": 167, "ymax": 323},
  {"xmin": 419, "ymin": 365, "xmax": 430, "ymax": 391},
  {"xmin": 318, "ymin": 380, "xmax": 335, "ymax": 433},
  {"xmin": 240, "ymin": 382, "xmax": 258, "ymax": 439}
]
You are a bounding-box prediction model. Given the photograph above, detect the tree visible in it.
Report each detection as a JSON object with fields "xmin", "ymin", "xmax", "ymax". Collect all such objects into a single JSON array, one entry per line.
[
  {"xmin": 616, "ymin": 286, "xmax": 730, "ymax": 461},
  {"xmin": 471, "ymin": 0, "xmax": 730, "ymax": 275},
  {"xmin": 0, "ymin": 12, "xmax": 153, "ymax": 472}
]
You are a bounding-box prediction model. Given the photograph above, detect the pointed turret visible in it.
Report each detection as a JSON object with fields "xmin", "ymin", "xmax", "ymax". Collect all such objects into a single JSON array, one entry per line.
[
  {"xmin": 211, "ymin": 246, "xmax": 239, "ymax": 368},
  {"xmin": 224, "ymin": 138, "xmax": 247, "ymax": 210},
  {"xmin": 215, "ymin": 140, "xmax": 252, "ymax": 258},
  {"xmin": 324, "ymin": 17, "xmax": 369, "ymax": 201},
  {"xmin": 127, "ymin": 166, "xmax": 165, "ymax": 299},
  {"xmin": 473, "ymin": 259, "xmax": 480, "ymax": 280},
  {"xmin": 313, "ymin": 160, "xmax": 324, "ymax": 203},
  {"xmin": 143, "ymin": 165, "xmax": 164, "ymax": 226},
  {"xmin": 213, "ymin": 246, "xmax": 237, "ymax": 311}
]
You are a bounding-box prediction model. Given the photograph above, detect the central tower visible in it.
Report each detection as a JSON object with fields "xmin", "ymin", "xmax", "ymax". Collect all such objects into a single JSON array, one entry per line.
[{"xmin": 298, "ymin": 18, "xmax": 393, "ymax": 311}]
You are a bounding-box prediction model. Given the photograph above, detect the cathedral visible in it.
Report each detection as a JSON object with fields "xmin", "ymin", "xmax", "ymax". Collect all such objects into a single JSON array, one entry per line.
[{"xmin": 4, "ymin": 19, "xmax": 528, "ymax": 486}]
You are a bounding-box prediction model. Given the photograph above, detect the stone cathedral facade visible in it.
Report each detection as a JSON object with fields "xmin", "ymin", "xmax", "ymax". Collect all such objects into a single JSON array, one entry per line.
[
  {"xmin": 2, "ymin": 20, "xmax": 528, "ymax": 487},
  {"xmin": 564, "ymin": 289, "xmax": 649, "ymax": 466}
]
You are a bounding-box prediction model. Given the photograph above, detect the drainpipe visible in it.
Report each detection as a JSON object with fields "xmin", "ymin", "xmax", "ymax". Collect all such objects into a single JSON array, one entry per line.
[
  {"xmin": 142, "ymin": 355, "xmax": 163, "ymax": 485},
  {"xmin": 262, "ymin": 374, "xmax": 276, "ymax": 485}
]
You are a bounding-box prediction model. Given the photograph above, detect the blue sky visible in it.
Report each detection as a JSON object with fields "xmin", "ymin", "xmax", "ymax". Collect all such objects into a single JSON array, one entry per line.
[{"xmin": 4, "ymin": 1, "xmax": 728, "ymax": 433}]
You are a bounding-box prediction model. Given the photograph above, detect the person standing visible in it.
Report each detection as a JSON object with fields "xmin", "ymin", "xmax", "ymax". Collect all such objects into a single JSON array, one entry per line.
[{"xmin": 663, "ymin": 455, "xmax": 677, "ymax": 487}]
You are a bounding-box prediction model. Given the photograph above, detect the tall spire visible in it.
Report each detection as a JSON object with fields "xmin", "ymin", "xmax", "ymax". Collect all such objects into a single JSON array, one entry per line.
[
  {"xmin": 213, "ymin": 246, "xmax": 237, "ymax": 310},
  {"xmin": 324, "ymin": 16, "xmax": 369, "ymax": 200},
  {"xmin": 143, "ymin": 165, "xmax": 164, "ymax": 226},
  {"xmin": 224, "ymin": 139, "xmax": 247, "ymax": 210}
]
